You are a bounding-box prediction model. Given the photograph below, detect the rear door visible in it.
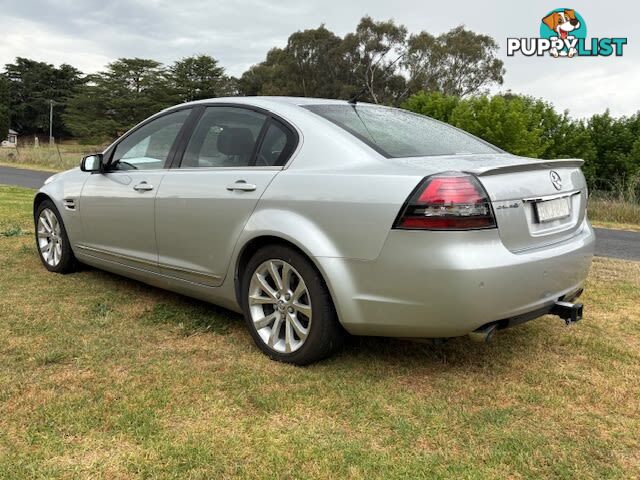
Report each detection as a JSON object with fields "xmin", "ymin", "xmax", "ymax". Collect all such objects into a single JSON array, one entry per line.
[
  {"xmin": 78, "ymin": 108, "xmax": 192, "ymax": 271},
  {"xmin": 154, "ymin": 105, "xmax": 298, "ymax": 286}
]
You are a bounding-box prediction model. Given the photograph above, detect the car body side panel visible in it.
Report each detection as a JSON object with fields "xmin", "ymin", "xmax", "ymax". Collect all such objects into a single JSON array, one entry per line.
[
  {"xmin": 77, "ymin": 171, "xmax": 166, "ymax": 272},
  {"xmin": 155, "ymin": 168, "xmax": 281, "ymax": 286},
  {"xmin": 254, "ymin": 170, "xmax": 423, "ymax": 260}
]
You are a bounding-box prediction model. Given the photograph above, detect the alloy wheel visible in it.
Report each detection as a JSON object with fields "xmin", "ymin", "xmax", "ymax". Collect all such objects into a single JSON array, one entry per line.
[
  {"xmin": 248, "ymin": 259, "xmax": 312, "ymax": 353},
  {"xmin": 37, "ymin": 208, "xmax": 63, "ymax": 267}
]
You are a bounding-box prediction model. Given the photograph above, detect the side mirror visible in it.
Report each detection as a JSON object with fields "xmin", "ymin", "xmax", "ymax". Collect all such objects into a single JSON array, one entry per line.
[{"xmin": 80, "ymin": 154, "xmax": 104, "ymax": 173}]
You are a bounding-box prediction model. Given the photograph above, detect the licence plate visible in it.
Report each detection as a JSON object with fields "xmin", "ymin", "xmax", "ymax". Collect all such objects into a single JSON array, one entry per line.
[{"xmin": 535, "ymin": 197, "xmax": 571, "ymax": 223}]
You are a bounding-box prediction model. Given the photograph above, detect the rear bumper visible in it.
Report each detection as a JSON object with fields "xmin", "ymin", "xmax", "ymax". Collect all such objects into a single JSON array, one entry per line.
[{"xmin": 317, "ymin": 219, "xmax": 595, "ymax": 337}]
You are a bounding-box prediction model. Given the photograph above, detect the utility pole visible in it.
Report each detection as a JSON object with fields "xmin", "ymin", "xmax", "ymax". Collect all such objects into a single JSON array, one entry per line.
[{"xmin": 49, "ymin": 100, "xmax": 54, "ymax": 146}]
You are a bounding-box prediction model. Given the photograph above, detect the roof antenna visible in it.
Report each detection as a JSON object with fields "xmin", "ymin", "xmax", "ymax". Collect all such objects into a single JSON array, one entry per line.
[
  {"xmin": 348, "ymin": 86, "xmax": 368, "ymax": 105},
  {"xmin": 347, "ymin": 56, "xmax": 405, "ymax": 105}
]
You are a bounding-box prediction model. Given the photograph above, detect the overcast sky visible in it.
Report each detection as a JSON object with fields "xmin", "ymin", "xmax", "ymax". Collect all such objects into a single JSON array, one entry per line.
[{"xmin": 0, "ymin": 0, "xmax": 635, "ymax": 118}]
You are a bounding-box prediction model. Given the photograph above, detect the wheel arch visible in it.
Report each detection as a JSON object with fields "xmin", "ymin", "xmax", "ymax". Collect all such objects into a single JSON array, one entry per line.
[
  {"xmin": 234, "ymin": 235, "xmax": 340, "ymax": 321},
  {"xmin": 33, "ymin": 192, "xmax": 53, "ymax": 216}
]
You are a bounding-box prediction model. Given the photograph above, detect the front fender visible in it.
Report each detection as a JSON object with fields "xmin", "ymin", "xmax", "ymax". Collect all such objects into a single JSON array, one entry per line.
[{"xmin": 34, "ymin": 169, "xmax": 87, "ymax": 250}]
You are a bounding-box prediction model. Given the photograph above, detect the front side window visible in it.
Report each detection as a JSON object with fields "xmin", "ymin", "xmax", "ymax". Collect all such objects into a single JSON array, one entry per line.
[
  {"xmin": 304, "ymin": 104, "xmax": 499, "ymax": 158},
  {"xmin": 110, "ymin": 109, "xmax": 191, "ymax": 170},
  {"xmin": 181, "ymin": 107, "xmax": 267, "ymax": 168}
]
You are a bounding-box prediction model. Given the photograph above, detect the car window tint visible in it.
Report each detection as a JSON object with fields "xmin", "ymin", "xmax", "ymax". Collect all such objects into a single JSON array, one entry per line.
[
  {"xmin": 181, "ymin": 107, "xmax": 267, "ymax": 168},
  {"xmin": 304, "ymin": 105, "xmax": 499, "ymax": 158},
  {"xmin": 256, "ymin": 121, "xmax": 291, "ymax": 166},
  {"xmin": 111, "ymin": 109, "xmax": 190, "ymax": 170}
]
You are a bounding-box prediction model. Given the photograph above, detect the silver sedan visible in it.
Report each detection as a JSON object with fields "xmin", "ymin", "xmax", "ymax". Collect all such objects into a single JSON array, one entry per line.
[{"xmin": 34, "ymin": 97, "xmax": 594, "ymax": 364}]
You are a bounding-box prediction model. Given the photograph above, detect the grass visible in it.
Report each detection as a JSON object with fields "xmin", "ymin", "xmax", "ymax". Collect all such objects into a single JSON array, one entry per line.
[
  {"xmin": 589, "ymin": 199, "xmax": 640, "ymax": 232},
  {"xmin": 588, "ymin": 176, "xmax": 640, "ymax": 230},
  {"xmin": 0, "ymin": 143, "xmax": 104, "ymax": 172},
  {"xmin": 0, "ymin": 186, "xmax": 638, "ymax": 478}
]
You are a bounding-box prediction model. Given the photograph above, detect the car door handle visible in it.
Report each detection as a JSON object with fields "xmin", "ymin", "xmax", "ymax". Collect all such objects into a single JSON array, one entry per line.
[
  {"xmin": 226, "ymin": 181, "xmax": 256, "ymax": 192},
  {"xmin": 133, "ymin": 182, "xmax": 154, "ymax": 192}
]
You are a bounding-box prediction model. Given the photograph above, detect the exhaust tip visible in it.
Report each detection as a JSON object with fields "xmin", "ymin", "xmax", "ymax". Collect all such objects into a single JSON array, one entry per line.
[{"xmin": 468, "ymin": 323, "xmax": 498, "ymax": 343}]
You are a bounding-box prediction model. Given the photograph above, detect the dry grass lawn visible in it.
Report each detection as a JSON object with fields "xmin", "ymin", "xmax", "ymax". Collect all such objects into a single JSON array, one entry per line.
[
  {"xmin": 0, "ymin": 184, "xmax": 639, "ymax": 479},
  {"xmin": 589, "ymin": 198, "xmax": 640, "ymax": 232},
  {"xmin": 0, "ymin": 144, "xmax": 103, "ymax": 172}
]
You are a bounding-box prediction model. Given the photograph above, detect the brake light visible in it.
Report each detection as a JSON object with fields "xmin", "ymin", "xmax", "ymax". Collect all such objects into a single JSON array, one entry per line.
[{"xmin": 394, "ymin": 173, "xmax": 496, "ymax": 230}]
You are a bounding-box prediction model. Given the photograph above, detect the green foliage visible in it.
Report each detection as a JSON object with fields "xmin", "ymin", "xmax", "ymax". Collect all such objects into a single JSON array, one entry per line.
[
  {"xmin": 341, "ymin": 16, "xmax": 408, "ymax": 104},
  {"xmin": 63, "ymin": 56, "xmax": 237, "ymax": 143},
  {"xmin": 587, "ymin": 111, "xmax": 640, "ymax": 190},
  {"xmin": 403, "ymin": 91, "xmax": 639, "ymax": 190},
  {"xmin": 0, "ymin": 15, "xmax": 636, "ymax": 190},
  {"xmin": 3, "ymin": 57, "xmax": 84, "ymax": 138},
  {"xmin": 405, "ymin": 27, "xmax": 504, "ymax": 97},
  {"xmin": 239, "ymin": 19, "xmax": 504, "ymax": 105},
  {"xmin": 401, "ymin": 91, "xmax": 460, "ymax": 123},
  {"xmin": 63, "ymin": 58, "xmax": 172, "ymax": 142},
  {"xmin": 0, "ymin": 74, "xmax": 9, "ymax": 141},
  {"xmin": 170, "ymin": 55, "xmax": 236, "ymax": 102},
  {"xmin": 448, "ymin": 95, "xmax": 549, "ymax": 157},
  {"xmin": 238, "ymin": 25, "xmax": 350, "ymax": 99}
]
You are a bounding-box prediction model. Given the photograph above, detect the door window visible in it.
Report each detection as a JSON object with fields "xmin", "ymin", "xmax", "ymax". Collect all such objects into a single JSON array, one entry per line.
[
  {"xmin": 180, "ymin": 107, "xmax": 267, "ymax": 168},
  {"xmin": 110, "ymin": 109, "xmax": 191, "ymax": 170},
  {"xmin": 255, "ymin": 121, "xmax": 295, "ymax": 166}
]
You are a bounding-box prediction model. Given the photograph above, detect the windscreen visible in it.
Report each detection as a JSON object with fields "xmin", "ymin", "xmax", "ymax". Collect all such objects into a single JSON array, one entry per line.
[{"xmin": 304, "ymin": 104, "xmax": 500, "ymax": 158}]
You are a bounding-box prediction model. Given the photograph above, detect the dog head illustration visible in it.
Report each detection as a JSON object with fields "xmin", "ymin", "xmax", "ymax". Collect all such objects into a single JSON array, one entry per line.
[{"xmin": 542, "ymin": 9, "xmax": 581, "ymax": 39}]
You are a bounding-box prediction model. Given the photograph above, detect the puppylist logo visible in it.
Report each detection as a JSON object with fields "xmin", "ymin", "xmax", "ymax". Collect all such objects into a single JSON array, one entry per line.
[{"xmin": 508, "ymin": 8, "xmax": 627, "ymax": 58}]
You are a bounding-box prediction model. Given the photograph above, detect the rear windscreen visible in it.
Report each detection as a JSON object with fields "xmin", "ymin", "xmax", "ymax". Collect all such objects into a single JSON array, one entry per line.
[{"xmin": 304, "ymin": 104, "xmax": 500, "ymax": 158}]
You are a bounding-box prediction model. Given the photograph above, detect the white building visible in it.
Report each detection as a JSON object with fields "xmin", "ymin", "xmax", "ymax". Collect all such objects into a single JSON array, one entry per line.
[{"xmin": 1, "ymin": 129, "xmax": 18, "ymax": 148}]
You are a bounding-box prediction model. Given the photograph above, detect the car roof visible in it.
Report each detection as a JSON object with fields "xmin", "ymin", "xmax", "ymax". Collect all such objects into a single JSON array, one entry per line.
[
  {"xmin": 160, "ymin": 96, "xmax": 382, "ymax": 127},
  {"xmin": 182, "ymin": 96, "xmax": 352, "ymax": 107}
]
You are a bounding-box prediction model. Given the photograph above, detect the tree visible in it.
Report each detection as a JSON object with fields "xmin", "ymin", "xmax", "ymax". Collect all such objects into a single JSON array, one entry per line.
[
  {"xmin": 405, "ymin": 26, "xmax": 504, "ymax": 97},
  {"xmin": 64, "ymin": 58, "xmax": 173, "ymax": 142},
  {"xmin": 586, "ymin": 112, "xmax": 640, "ymax": 189},
  {"xmin": 448, "ymin": 94, "xmax": 548, "ymax": 157},
  {"xmin": 403, "ymin": 91, "xmax": 589, "ymax": 160},
  {"xmin": 0, "ymin": 74, "xmax": 9, "ymax": 141},
  {"xmin": 238, "ymin": 25, "xmax": 348, "ymax": 98},
  {"xmin": 403, "ymin": 32, "xmax": 439, "ymax": 95},
  {"xmin": 341, "ymin": 16, "xmax": 407, "ymax": 104},
  {"xmin": 239, "ymin": 18, "xmax": 504, "ymax": 104},
  {"xmin": 285, "ymin": 25, "xmax": 347, "ymax": 98},
  {"xmin": 169, "ymin": 55, "xmax": 236, "ymax": 102},
  {"xmin": 401, "ymin": 91, "xmax": 460, "ymax": 123},
  {"xmin": 3, "ymin": 57, "xmax": 84, "ymax": 138}
]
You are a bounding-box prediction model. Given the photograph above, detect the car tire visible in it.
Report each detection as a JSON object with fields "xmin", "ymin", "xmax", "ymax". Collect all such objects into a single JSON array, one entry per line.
[
  {"xmin": 241, "ymin": 244, "xmax": 344, "ymax": 365},
  {"xmin": 34, "ymin": 199, "xmax": 78, "ymax": 274}
]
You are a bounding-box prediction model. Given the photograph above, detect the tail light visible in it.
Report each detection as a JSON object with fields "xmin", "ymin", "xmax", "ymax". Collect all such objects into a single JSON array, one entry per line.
[{"xmin": 394, "ymin": 173, "xmax": 496, "ymax": 230}]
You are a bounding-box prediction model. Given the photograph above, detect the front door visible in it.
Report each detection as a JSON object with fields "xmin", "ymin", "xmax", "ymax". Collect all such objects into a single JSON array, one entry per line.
[
  {"xmin": 155, "ymin": 106, "xmax": 297, "ymax": 286},
  {"xmin": 78, "ymin": 109, "xmax": 191, "ymax": 271}
]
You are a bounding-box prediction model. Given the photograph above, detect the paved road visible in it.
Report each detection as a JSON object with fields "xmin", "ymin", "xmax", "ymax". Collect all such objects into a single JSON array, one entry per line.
[
  {"xmin": 593, "ymin": 228, "xmax": 640, "ymax": 261},
  {"xmin": 1, "ymin": 165, "xmax": 639, "ymax": 261},
  {"xmin": 0, "ymin": 165, "xmax": 53, "ymax": 189}
]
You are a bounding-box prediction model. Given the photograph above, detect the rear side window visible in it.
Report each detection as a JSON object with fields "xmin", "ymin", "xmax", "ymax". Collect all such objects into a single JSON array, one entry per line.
[
  {"xmin": 256, "ymin": 121, "xmax": 296, "ymax": 166},
  {"xmin": 181, "ymin": 107, "xmax": 267, "ymax": 168},
  {"xmin": 304, "ymin": 104, "xmax": 499, "ymax": 158}
]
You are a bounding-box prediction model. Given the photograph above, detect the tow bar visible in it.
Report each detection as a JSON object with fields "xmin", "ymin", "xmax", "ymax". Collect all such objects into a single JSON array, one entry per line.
[
  {"xmin": 550, "ymin": 301, "xmax": 583, "ymax": 325},
  {"xmin": 468, "ymin": 300, "xmax": 584, "ymax": 342}
]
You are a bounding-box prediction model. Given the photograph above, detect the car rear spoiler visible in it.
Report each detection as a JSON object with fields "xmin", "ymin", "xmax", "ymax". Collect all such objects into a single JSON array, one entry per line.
[{"xmin": 470, "ymin": 159, "xmax": 585, "ymax": 177}]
